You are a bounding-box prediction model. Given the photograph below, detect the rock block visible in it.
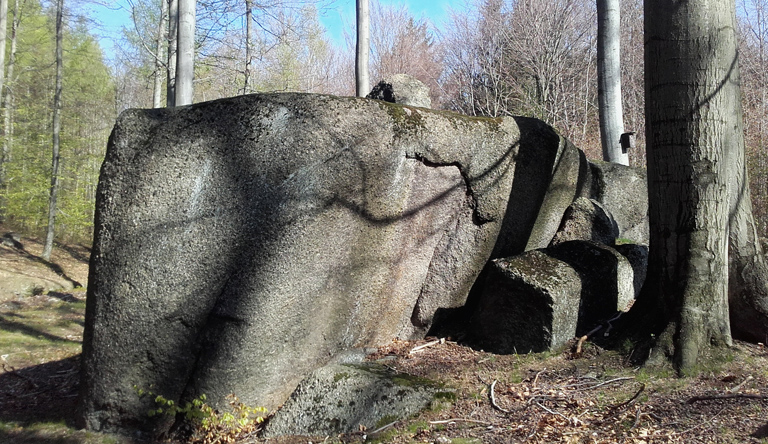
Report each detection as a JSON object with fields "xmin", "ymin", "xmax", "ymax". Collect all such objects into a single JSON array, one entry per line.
[
  {"xmin": 468, "ymin": 250, "xmax": 581, "ymax": 354},
  {"xmin": 263, "ymin": 363, "xmax": 452, "ymax": 437}
]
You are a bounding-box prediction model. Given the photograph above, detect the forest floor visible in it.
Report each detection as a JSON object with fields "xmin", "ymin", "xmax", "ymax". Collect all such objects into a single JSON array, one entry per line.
[{"xmin": 1, "ymin": 227, "xmax": 768, "ymax": 444}]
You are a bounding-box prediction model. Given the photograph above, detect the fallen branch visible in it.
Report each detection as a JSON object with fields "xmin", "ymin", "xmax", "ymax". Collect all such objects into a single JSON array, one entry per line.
[
  {"xmin": 429, "ymin": 418, "xmax": 496, "ymax": 426},
  {"xmin": 409, "ymin": 338, "xmax": 444, "ymax": 354},
  {"xmin": 533, "ymin": 400, "xmax": 572, "ymax": 424},
  {"xmin": 575, "ymin": 312, "xmax": 625, "ymax": 355},
  {"xmin": 686, "ymin": 393, "xmax": 768, "ymax": 404},
  {"xmin": 575, "ymin": 335, "xmax": 589, "ymax": 355},
  {"xmin": 490, "ymin": 380, "xmax": 510, "ymax": 413},
  {"xmin": 532, "ymin": 368, "xmax": 546, "ymax": 389},
  {"xmin": 369, "ymin": 420, "xmax": 398, "ymax": 435},
  {"xmin": 577, "ymin": 376, "xmax": 634, "ymax": 391},
  {"xmin": 677, "ymin": 407, "xmax": 726, "ymax": 435},
  {"xmin": 728, "ymin": 375, "xmax": 754, "ymax": 393},
  {"xmin": 611, "ymin": 383, "xmax": 645, "ymax": 411}
]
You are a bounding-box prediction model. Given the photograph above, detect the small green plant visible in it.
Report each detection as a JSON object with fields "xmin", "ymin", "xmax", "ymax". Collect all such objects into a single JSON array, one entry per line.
[{"xmin": 135, "ymin": 387, "xmax": 267, "ymax": 444}]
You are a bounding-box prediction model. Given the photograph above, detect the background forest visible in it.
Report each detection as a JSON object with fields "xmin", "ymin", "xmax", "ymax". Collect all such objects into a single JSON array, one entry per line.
[{"xmin": 0, "ymin": 0, "xmax": 767, "ymax": 247}]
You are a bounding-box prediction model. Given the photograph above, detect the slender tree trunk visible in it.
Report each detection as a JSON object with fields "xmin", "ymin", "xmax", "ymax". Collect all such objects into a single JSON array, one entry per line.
[
  {"xmin": 355, "ymin": 0, "xmax": 370, "ymax": 97},
  {"xmin": 166, "ymin": 0, "xmax": 178, "ymax": 107},
  {"xmin": 42, "ymin": 0, "xmax": 64, "ymax": 261},
  {"xmin": 174, "ymin": 0, "xmax": 194, "ymax": 106},
  {"xmin": 0, "ymin": 0, "xmax": 9, "ymax": 219},
  {"xmin": 243, "ymin": 0, "xmax": 252, "ymax": 94},
  {"xmin": 596, "ymin": 0, "xmax": 627, "ymax": 165},
  {"xmin": 153, "ymin": 0, "xmax": 168, "ymax": 108},
  {"xmin": 2, "ymin": 0, "xmax": 17, "ymax": 162}
]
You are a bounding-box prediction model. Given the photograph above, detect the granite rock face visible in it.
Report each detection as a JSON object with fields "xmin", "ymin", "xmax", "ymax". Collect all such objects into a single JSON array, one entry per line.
[
  {"xmin": 549, "ymin": 197, "xmax": 619, "ymax": 247},
  {"xmin": 588, "ymin": 161, "xmax": 649, "ymax": 245},
  {"xmin": 79, "ymin": 93, "xmax": 583, "ymax": 436},
  {"xmin": 263, "ymin": 363, "xmax": 451, "ymax": 437}
]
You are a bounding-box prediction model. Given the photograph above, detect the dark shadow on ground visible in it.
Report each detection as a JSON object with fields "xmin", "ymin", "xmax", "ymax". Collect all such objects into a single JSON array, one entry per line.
[
  {"xmin": 14, "ymin": 247, "xmax": 84, "ymax": 289},
  {"xmin": 0, "ymin": 315, "xmax": 81, "ymax": 344},
  {"xmin": 0, "ymin": 356, "xmax": 79, "ymax": 425},
  {"xmin": 54, "ymin": 242, "xmax": 91, "ymax": 264}
]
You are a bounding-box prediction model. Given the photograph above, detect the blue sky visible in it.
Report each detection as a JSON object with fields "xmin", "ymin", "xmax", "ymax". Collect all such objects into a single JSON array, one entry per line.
[
  {"xmin": 321, "ymin": 0, "xmax": 467, "ymax": 45},
  {"xmin": 87, "ymin": 0, "xmax": 468, "ymax": 62}
]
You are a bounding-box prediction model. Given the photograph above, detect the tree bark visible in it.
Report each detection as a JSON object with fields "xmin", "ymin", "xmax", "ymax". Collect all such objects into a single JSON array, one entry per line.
[
  {"xmin": 355, "ymin": 0, "xmax": 370, "ymax": 97},
  {"xmin": 166, "ymin": 0, "xmax": 178, "ymax": 107},
  {"xmin": 243, "ymin": 0, "xmax": 252, "ymax": 94},
  {"xmin": 42, "ymin": 0, "xmax": 64, "ymax": 261},
  {"xmin": 596, "ymin": 0, "xmax": 627, "ymax": 165},
  {"xmin": 644, "ymin": 0, "xmax": 736, "ymax": 373},
  {"xmin": 0, "ymin": 0, "xmax": 9, "ymax": 219},
  {"xmin": 174, "ymin": 0, "xmax": 194, "ymax": 106},
  {"xmin": 153, "ymin": 0, "xmax": 168, "ymax": 108},
  {"xmin": 726, "ymin": 74, "xmax": 768, "ymax": 342}
]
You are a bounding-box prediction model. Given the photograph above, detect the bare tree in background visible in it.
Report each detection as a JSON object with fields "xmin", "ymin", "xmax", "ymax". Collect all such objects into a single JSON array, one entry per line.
[
  {"xmin": 738, "ymin": 0, "xmax": 768, "ymax": 237},
  {"xmin": 442, "ymin": 0, "xmax": 597, "ymax": 152},
  {"xmin": 620, "ymin": 0, "xmax": 644, "ymax": 165},
  {"xmin": 442, "ymin": 0, "xmax": 512, "ymax": 116},
  {"xmin": 356, "ymin": 0, "xmax": 369, "ymax": 96},
  {"xmin": 153, "ymin": 0, "xmax": 168, "ymax": 107},
  {"xmin": 42, "ymin": 0, "xmax": 65, "ymax": 260},
  {"xmin": 167, "ymin": 0, "xmax": 178, "ymax": 105},
  {"xmin": 175, "ymin": 0, "xmax": 195, "ymax": 105},
  {"xmin": 369, "ymin": 1, "xmax": 443, "ymax": 105},
  {"xmin": 243, "ymin": 0, "xmax": 253, "ymax": 93},
  {"xmin": 596, "ymin": 0, "xmax": 627, "ymax": 164}
]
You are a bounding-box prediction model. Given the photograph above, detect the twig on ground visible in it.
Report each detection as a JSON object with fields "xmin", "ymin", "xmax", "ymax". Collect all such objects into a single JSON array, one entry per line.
[
  {"xmin": 630, "ymin": 407, "xmax": 643, "ymax": 430},
  {"xmin": 532, "ymin": 368, "xmax": 546, "ymax": 388},
  {"xmin": 577, "ymin": 376, "xmax": 634, "ymax": 391},
  {"xmin": 685, "ymin": 393, "xmax": 768, "ymax": 404},
  {"xmin": 490, "ymin": 380, "xmax": 510, "ymax": 413},
  {"xmin": 575, "ymin": 335, "xmax": 589, "ymax": 355},
  {"xmin": 409, "ymin": 338, "xmax": 444, "ymax": 354},
  {"xmin": 533, "ymin": 400, "xmax": 572, "ymax": 424},
  {"xmin": 677, "ymin": 407, "xmax": 726, "ymax": 435},
  {"xmin": 369, "ymin": 420, "xmax": 398, "ymax": 435},
  {"xmin": 611, "ymin": 383, "xmax": 646, "ymax": 411},
  {"xmin": 728, "ymin": 375, "xmax": 754, "ymax": 393},
  {"xmin": 429, "ymin": 418, "xmax": 496, "ymax": 426}
]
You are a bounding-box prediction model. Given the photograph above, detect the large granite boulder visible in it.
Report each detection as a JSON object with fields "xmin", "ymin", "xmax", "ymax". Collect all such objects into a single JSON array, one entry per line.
[{"xmin": 79, "ymin": 93, "xmax": 587, "ymax": 436}]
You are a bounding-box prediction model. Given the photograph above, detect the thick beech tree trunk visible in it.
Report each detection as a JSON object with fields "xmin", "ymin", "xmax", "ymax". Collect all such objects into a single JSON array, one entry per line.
[
  {"xmin": 355, "ymin": 0, "xmax": 369, "ymax": 97},
  {"xmin": 644, "ymin": 0, "xmax": 737, "ymax": 373},
  {"xmin": 596, "ymin": 0, "xmax": 627, "ymax": 165}
]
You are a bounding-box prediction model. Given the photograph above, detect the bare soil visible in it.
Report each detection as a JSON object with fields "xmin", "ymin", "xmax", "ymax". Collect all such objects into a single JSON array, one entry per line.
[{"xmin": 2, "ymin": 228, "xmax": 768, "ymax": 443}]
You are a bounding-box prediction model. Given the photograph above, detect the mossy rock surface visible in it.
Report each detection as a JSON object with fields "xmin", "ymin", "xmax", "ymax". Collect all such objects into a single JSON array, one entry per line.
[{"xmin": 263, "ymin": 362, "xmax": 454, "ymax": 437}]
